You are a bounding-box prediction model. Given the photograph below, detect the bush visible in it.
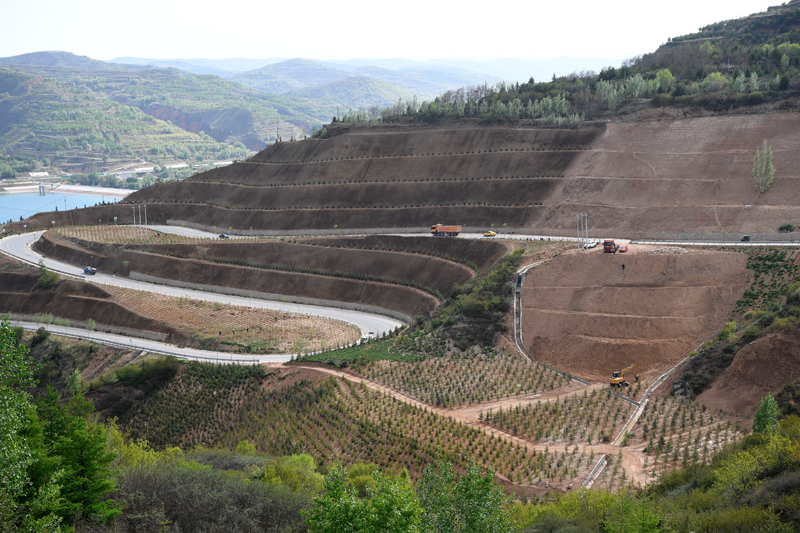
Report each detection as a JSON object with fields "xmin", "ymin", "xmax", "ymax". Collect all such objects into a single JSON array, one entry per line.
[
  {"xmin": 741, "ymin": 325, "xmax": 762, "ymax": 344},
  {"xmin": 31, "ymin": 326, "xmax": 50, "ymax": 347},
  {"xmin": 36, "ymin": 261, "xmax": 60, "ymax": 288},
  {"xmin": 116, "ymin": 463, "xmax": 312, "ymax": 532},
  {"xmin": 779, "ymin": 223, "xmax": 795, "ymax": 233}
]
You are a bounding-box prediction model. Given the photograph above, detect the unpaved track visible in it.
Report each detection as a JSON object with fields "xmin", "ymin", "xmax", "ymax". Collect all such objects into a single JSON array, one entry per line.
[{"xmin": 290, "ymin": 364, "xmax": 651, "ymax": 489}]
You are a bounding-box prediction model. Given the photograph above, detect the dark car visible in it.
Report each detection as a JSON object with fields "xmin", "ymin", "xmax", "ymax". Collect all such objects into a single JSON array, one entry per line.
[{"xmin": 219, "ymin": 234, "xmax": 229, "ymax": 239}]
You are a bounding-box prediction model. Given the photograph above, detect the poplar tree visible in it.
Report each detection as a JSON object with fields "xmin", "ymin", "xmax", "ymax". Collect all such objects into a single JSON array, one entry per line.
[{"xmin": 753, "ymin": 140, "xmax": 776, "ymax": 193}]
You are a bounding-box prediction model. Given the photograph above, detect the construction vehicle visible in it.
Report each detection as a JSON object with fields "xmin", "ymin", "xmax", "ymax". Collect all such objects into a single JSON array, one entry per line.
[
  {"xmin": 609, "ymin": 364, "xmax": 639, "ymax": 387},
  {"xmin": 603, "ymin": 239, "xmax": 619, "ymax": 253},
  {"xmin": 431, "ymin": 224, "xmax": 461, "ymax": 236}
]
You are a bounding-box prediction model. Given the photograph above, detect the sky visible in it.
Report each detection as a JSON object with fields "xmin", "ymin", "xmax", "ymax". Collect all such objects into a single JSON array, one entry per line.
[{"xmin": 1, "ymin": 0, "xmax": 778, "ymax": 64}]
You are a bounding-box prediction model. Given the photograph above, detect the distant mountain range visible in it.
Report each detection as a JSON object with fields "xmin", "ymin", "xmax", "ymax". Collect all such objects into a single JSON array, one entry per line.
[
  {"xmin": 109, "ymin": 55, "xmax": 622, "ymax": 87},
  {"xmin": 0, "ymin": 50, "xmax": 622, "ymax": 174}
]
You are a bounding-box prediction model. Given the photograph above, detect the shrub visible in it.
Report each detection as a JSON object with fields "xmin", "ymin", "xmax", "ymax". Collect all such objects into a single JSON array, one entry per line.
[
  {"xmin": 779, "ymin": 223, "xmax": 795, "ymax": 233},
  {"xmin": 36, "ymin": 261, "xmax": 60, "ymax": 288},
  {"xmin": 31, "ymin": 326, "xmax": 50, "ymax": 347},
  {"xmin": 741, "ymin": 325, "xmax": 762, "ymax": 344}
]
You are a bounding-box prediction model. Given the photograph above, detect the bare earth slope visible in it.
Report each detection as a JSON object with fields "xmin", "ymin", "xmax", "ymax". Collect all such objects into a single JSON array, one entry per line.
[
  {"xmin": 521, "ymin": 246, "xmax": 751, "ymax": 382},
  {"xmin": 697, "ymin": 329, "xmax": 800, "ymax": 418},
  {"xmin": 14, "ymin": 114, "xmax": 800, "ymax": 236}
]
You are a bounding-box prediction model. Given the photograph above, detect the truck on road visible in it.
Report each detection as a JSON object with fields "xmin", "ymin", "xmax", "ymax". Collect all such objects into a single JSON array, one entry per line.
[
  {"xmin": 603, "ymin": 239, "xmax": 619, "ymax": 253},
  {"xmin": 431, "ymin": 224, "xmax": 461, "ymax": 236},
  {"xmin": 83, "ymin": 266, "xmax": 97, "ymax": 275}
]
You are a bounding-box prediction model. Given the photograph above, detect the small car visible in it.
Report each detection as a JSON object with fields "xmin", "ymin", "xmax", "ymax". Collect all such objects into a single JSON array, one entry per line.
[
  {"xmin": 484, "ymin": 231, "xmax": 497, "ymax": 237},
  {"xmin": 219, "ymin": 234, "xmax": 229, "ymax": 239},
  {"xmin": 583, "ymin": 241, "xmax": 597, "ymax": 249},
  {"xmin": 619, "ymin": 245, "xmax": 629, "ymax": 253}
]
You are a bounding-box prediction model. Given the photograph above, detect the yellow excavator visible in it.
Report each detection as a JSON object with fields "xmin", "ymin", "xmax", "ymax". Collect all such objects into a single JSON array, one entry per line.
[{"xmin": 609, "ymin": 364, "xmax": 639, "ymax": 387}]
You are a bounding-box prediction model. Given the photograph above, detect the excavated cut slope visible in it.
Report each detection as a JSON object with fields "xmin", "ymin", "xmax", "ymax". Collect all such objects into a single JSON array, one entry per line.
[
  {"xmin": 13, "ymin": 113, "xmax": 800, "ymax": 237},
  {"xmin": 521, "ymin": 248, "xmax": 751, "ymax": 381},
  {"xmin": 697, "ymin": 329, "xmax": 800, "ymax": 418}
]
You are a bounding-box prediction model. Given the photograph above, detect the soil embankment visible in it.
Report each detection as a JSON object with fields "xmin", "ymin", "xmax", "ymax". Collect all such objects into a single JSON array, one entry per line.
[
  {"xmin": 697, "ymin": 329, "xmax": 800, "ymax": 418},
  {"xmin": 521, "ymin": 246, "xmax": 751, "ymax": 382},
  {"xmin": 14, "ymin": 114, "xmax": 800, "ymax": 237},
  {"xmin": 131, "ymin": 241, "xmax": 473, "ymax": 297},
  {"xmin": 0, "ymin": 272, "xmax": 179, "ymax": 338},
  {"xmin": 35, "ymin": 232, "xmax": 440, "ymax": 319},
  {"xmin": 305, "ymin": 235, "xmax": 514, "ymax": 273}
]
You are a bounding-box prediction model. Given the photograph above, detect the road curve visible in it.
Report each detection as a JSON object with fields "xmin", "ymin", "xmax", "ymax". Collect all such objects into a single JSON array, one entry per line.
[
  {"xmin": 0, "ymin": 232, "xmax": 403, "ymax": 350},
  {"xmin": 10, "ymin": 320, "xmax": 276, "ymax": 364}
]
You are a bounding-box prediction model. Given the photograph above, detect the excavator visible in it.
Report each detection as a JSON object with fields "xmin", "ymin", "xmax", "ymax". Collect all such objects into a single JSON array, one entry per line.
[{"xmin": 609, "ymin": 364, "xmax": 639, "ymax": 387}]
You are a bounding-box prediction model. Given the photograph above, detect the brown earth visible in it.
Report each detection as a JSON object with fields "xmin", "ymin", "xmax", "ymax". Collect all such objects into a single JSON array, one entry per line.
[
  {"xmin": 697, "ymin": 328, "xmax": 800, "ymax": 419},
  {"xmin": 130, "ymin": 240, "xmax": 473, "ymax": 297},
  {"xmin": 304, "ymin": 235, "xmax": 514, "ymax": 273},
  {"xmin": 520, "ymin": 245, "xmax": 752, "ymax": 382},
  {"xmin": 0, "ymin": 272, "xmax": 180, "ymax": 338},
  {"xmin": 36, "ymin": 232, "xmax": 439, "ymax": 319},
  {"xmin": 14, "ymin": 114, "xmax": 800, "ymax": 237}
]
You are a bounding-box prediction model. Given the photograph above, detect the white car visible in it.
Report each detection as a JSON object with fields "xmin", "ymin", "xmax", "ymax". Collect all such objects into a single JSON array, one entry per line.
[{"xmin": 583, "ymin": 241, "xmax": 598, "ymax": 249}]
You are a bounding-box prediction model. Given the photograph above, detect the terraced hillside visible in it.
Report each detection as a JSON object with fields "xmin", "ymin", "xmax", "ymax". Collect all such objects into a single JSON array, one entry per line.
[
  {"xmin": 521, "ymin": 245, "xmax": 752, "ymax": 382},
  {"xmin": 16, "ymin": 113, "xmax": 800, "ymax": 237},
  {"xmin": 34, "ymin": 230, "xmax": 510, "ymax": 320}
]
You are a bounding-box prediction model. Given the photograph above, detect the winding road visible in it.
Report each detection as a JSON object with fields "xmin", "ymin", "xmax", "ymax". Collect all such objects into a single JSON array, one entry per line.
[{"xmin": 0, "ymin": 231, "xmax": 403, "ymax": 363}]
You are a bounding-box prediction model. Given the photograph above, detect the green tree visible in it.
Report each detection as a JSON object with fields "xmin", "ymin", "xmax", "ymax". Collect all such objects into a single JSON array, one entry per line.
[
  {"xmin": 0, "ymin": 319, "xmax": 62, "ymax": 532},
  {"xmin": 655, "ymin": 69, "xmax": 674, "ymax": 93},
  {"xmin": 302, "ymin": 463, "xmax": 420, "ymax": 533},
  {"xmin": 753, "ymin": 140, "xmax": 776, "ymax": 193},
  {"xmin": 35, "ymin": 388, "xmax": 121, "ymax": 523},
  {"xmin": 418, "ymin": 461, "xmax": 513, "ymax": 533},
  {"xmin": 753, "ymin": 393, "xmax": 780, "ymax": 435}
]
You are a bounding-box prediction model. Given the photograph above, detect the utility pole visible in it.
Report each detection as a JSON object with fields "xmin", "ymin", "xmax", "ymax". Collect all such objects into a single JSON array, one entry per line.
[
  {"xmin": 576, "ymin": 213, "xmax": 588, "ymax": 249},
  {"xmin": 138, "ymin": 205, "xmax": 142, "ymax": 242},
  {"xmin": 144, "ymin": 204, "xmax": 147, "ymax": 240},
  {"xmin": 132, "ymin": 206, "xmax": 136, "ymax": 241}
]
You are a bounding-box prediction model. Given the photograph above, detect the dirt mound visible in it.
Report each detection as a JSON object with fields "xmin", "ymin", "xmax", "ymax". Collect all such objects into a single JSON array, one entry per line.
[
  {"xmin": 697, "ymin": 329, "xmax": 800, "ymax": 418},
  {"xmin": 520, "ymin": 247, "xmax": 751, "ymax": 381}
]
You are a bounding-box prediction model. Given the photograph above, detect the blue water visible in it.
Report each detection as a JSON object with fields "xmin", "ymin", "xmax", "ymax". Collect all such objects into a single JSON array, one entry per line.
[{"xmin": 0, "ymin": 192, "xmax": 119, "ymax": 224}]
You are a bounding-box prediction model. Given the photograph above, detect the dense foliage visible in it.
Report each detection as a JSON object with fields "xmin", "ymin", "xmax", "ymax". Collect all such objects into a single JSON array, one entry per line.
[{"xmin": 435, "ymin": 249, "xmax": 524, "ymax": 350}]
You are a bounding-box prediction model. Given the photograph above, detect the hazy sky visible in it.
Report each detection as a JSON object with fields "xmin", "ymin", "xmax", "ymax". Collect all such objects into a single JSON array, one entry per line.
[{"xmin": 2, "ymin": 0, "xmax": 777, "ymax": 63}]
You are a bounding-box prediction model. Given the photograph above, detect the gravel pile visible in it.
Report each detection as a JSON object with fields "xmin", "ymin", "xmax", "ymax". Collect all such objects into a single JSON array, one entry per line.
[{"xmin": 644, "ymin": 247, "xmax": 689, "ymax": 254}]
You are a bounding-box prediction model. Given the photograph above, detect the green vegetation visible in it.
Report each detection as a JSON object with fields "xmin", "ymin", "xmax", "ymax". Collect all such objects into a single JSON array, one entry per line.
[
  {"xmin": 36, "ymin": 260, "xmax": 60, "ymax": 288},
  {"xmin": 0, "ymin": 68, "xmax": 249, "ymax": 172},
  {"xmin": 485, "ymin": 388, "xmax": 636, "ymax": 446},
  {"xmin": 675, "ymin": 269, "xmax": 800, "ymax": 400},
  {"xmin": 754, "ymin": 393, "xmax": 780, "ymax": 435},
  {"xmin": 303, "ymin": 460, "xmax": 514, "ymax": 533},
  {"xmin": 734, "ymin": 248, "xmax": 800, "ymax": 314},
  {"xmin": 753, "ymin": 140, "xmax": 776, "ymax": 193},
  {"xmin": 515, "ymin": 411, "xmax": 800, "ymax": 532},
  {"xmin": 434, "ymin": 249, "xmax": 524, "ymax": 350},
  {"xmin": 366, "ymin": 4, "xmax": 800, "ymax": 128}
]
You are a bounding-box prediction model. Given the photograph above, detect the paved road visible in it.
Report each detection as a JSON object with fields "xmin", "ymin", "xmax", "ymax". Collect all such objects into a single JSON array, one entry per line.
[
  {"xmin": 0, "ymin": 232, "xmax": 403, "ymax": 341},
  {"xmin": 10, "ymin": 320, "xmax": 276, "ymax": 364}
]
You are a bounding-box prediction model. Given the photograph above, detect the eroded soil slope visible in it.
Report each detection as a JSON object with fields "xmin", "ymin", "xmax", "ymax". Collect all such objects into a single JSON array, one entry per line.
[
  {"xmin": 521, "ymin": 246, "xmax": 751, "ymax": 382},
  {"xmin": 697, "ymin": 329, "xmax": 800, "ymax": 418}
]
